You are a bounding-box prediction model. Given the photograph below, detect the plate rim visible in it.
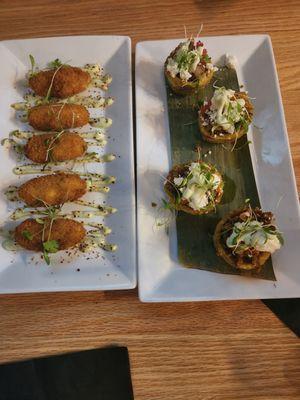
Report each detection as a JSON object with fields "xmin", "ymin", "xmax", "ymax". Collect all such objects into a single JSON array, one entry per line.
[
  {"xmin": 0, "ymin": 34, "xmax": 137, "ymax": 293},
  {"xmin": 135, "ymin": 34, "xmax": 300, "ymax": 302}
]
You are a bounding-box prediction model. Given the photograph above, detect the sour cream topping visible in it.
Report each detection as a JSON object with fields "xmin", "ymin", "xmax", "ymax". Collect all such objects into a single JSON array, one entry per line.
[
  {"xmin": 225, "ymin": 54, "xmax": 238, "ymax": 69},
  {"xmin": 204, "ymin": 87, "xmax": 248, "ymax": 134},
  {"xmin": 173, "ymin": 162, "xmax": 221, "ymax": 211},
  {"xmin": 226, "ymin": 220, "xmax": 282, "ymax": 254}
]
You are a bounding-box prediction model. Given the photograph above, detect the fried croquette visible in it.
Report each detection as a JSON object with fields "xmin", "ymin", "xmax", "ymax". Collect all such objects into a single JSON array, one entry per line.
[
  {"xmin": 15, "ymin": 218, "xmax": 86, "ymax": 251},
  {"xmin": 29, "ymin": 66, "xmax": 91, "ymax": 99},
  {"xmin": 25, "ymin": 132, "xmax": 87, "ymax": 163},
  {"xmin": 18, "ymin": 173, "xmax": 87, "ymax": 207},
  {"xmin": 28, "ymin": 103, "xmax": 89, "ymax": 131}
]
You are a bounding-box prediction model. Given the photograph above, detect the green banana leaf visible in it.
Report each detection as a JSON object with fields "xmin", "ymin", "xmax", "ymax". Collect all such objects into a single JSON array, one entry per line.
[{"xmin": 165, "ymin": 67, "xmax": 276, "ymax": 280}]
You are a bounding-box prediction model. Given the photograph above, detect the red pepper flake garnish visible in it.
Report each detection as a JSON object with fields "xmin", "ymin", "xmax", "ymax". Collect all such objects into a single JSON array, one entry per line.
[{"xmin": 200, "ymin": 100, "xmax": 211, "ymax": 116}]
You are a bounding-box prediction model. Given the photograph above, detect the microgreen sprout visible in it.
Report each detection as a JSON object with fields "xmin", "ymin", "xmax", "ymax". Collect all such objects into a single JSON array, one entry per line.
[
  {"xmin": 154, "ymin": 198, "xmax": 176, "ymax": 232},
  {"xmin": 44, "ymin": 63, "xmax": 65, "ymax": 103},
  {"xmin": 45, "ymin": 130, "xmax": 64, "ymax": 162},
  {"xmin": 223, "ymin": 206, "xmax": 284, "ymax": 255},
  {"xmin": 29, "ymin": 55, "xmax": 36, "ymax": 77},
  {"xmin": 162, "ymin": 198, "xmax": 174, "ymax": 210},
  {"xmin": 48, "ymin": 58, "xmax": 63, "ymax": 69},
  {"xmin": 42, "ymin": 239, "xmax": 59, "ymax": 265},
  {"xmin": 171, "ymin": 162, "xmax": 221, "ymax": 210}
]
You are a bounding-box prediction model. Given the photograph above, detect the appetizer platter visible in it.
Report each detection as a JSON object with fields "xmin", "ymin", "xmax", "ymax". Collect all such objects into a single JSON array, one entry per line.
[
  {"xmin": 136, "ymin": 35, "xmax": 300, "ymax": 302},
  {"xmin": 0, "ymin": 36, "xmax": 135, "ymax": 293}
]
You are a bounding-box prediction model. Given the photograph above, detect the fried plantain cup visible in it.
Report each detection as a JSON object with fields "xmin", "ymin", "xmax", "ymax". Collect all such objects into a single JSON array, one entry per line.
[
  {"xmin": 164, "ymin": 41, "xmax": 215, "ymax": 95},
  {"xmin": 213, "ymin": 208, "xmax": 271, "ymax": 270},
  {"xmin": 199, "ymin": 92, "xmax": 254, "ymax": 143},
  {"xmin": 165, "ymin": 65, "xmax": 214, "ymax": 96},
  {"xmin": 164, "ymin": 161, "xmax": 224, "ymax": 215}
]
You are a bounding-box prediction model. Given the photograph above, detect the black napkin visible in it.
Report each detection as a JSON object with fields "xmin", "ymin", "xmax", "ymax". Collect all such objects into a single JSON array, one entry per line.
[
  {"xmin": 262, "ymin": 298, "xmax": 300, "ymax": 337},
  {"xmin": 0, "ymin": 346, "xmax": 134, "ymax": 400}
]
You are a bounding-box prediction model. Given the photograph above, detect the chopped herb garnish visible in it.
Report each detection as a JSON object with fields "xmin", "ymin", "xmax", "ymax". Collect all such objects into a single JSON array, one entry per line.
[
  {"xmin": 277, "ymin": 232, "xmax": 284, "ymax": 245},
  {"xmin": 225, "ymin": 207, "xmax": 283, "ymax": 254},
  {"xmin": 22, "ymin": 230, "xmax": 33, "ymax": 240},
  {"xmin": 202, "ymin": 54, "xmax": 211, "ymax": 63},
  {"xmin": 48, "ymin": 58, "xmax": 63, "ymax": 69},
  {"xmin": 42, "ymin": 240, "xmax": 59, "ymax": 266},
  {"xmin": 43, "ymin": 251, "xmax": 50, "ymax": 265},
  {"xmin": 162, "ymin": 198, "xmax": 172, "ymax": 210},
  {"xmin": 43, "ymin": 240, "xmax": 59, "ymax": 253}
]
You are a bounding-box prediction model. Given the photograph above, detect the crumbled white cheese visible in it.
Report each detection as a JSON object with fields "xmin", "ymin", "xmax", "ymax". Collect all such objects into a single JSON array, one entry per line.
[
  {"xmin": 184, "ymin": 187, "xmax": 209, "ymax": 210},
  {"xmin": 206, "ymin": 62, "xmax": 218, "ymax": 72},
  {"xmin": 225, "ymin": 53, "xmax": 238, "ymax": 69},
  {"xmin": 179, "ymin": 69, "xmax": 192, "ymax": 81},
  {"xmin": 166, "ymin": 58, "xmax": 179, "ymax": 78}
]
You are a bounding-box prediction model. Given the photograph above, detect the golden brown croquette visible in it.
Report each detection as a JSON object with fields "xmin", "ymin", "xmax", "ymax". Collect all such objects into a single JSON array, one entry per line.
[{"xmin": 18, "ymin": 173, "xmax": 87, "ymax": 207}]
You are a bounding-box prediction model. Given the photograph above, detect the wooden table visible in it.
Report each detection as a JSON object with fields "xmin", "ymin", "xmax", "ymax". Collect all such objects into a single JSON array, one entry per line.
[{"xmin": 0, "ymin": 1, "xmax": 299, "ymax": 399}]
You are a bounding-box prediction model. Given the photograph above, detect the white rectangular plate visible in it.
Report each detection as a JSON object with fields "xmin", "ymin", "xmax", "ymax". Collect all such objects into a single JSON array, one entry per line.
[
  {"xmin": 0, "ymin": 35, "xmax": 136, "ymax": 293},
  {"xmin": 136, "ymin": 35, "xmax": 300, "ymax": 302}
]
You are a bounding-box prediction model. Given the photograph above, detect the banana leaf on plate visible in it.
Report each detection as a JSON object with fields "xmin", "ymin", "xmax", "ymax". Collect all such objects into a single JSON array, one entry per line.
[{"xmin": 165, "ymin": 67, "xmax": 276, "ymax": 281}]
